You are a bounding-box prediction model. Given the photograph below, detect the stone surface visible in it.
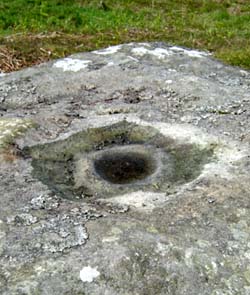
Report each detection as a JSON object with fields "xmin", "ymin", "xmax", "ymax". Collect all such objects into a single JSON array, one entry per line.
[{"xmin": 1, "ymin": 42, "xmax": 250, "ymax": 294}]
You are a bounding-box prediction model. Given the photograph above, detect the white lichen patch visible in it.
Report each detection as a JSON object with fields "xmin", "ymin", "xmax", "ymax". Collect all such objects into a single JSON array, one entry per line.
[
  {"xmin": 169, "ymin": 46, "xmax": 210, "ymax": 58},
  {"xmin": 131, "ymin": 47, "xmax": 149, "ymax": 56},
  {"xmin": 93, "ymin": 45, "xmax": 122, "ymax": 55},
  {"xmin": 131, "ymin": 47, "xmax": 171, "ymax": 59},
  {"xmin": 131, "ymin": 46, "xmax": 210, "ymax": 59},
  {"xmin": 80, "ymin": 266, "xmax": 100, "ymax": 283},
  {"xmin": 240, "ymin": 69, "xmax": 249, "ymax": 76},
  {"xmin": 0, "ymin": 118, "xmax": 34, "ymax": 149},
  {"xmin": 53, "ymin": 58, "xmax": 92, "ymax": 72}
]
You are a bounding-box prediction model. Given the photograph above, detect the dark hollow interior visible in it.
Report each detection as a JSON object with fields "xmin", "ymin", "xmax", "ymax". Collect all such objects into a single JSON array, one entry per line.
[{"xmin": 93, "ymin": 152, "xmax": 155, "ymax": 184}]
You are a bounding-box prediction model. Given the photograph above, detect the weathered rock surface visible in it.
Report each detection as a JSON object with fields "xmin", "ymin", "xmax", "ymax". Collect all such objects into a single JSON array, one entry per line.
[{"xmin": 1, "ymin": 42, "xmax": 250, "ymax": 294}]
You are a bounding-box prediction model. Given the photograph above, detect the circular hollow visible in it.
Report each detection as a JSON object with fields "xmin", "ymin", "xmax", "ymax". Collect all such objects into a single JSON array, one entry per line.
[{"xmin": 93, "ymin": 151, "xmax": 156, "ymax": 184}]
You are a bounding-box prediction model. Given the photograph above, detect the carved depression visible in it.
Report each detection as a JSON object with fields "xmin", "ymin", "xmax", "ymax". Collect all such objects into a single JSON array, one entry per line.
[{"xmin": 23, "ymin": 121, "xmax": 214, "ymax": 200}]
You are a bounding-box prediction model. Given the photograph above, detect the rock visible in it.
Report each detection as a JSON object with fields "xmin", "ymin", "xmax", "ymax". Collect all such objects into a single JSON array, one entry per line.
[{"xmin": 1, "ymin": 43, "xmax": 250, "ymax": 294}]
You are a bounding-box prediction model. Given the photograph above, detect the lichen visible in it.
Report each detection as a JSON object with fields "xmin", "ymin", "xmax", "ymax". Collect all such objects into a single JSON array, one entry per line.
[{"xmin": 0, "ymin": 118, "xmax": 35, "ymax": 151}]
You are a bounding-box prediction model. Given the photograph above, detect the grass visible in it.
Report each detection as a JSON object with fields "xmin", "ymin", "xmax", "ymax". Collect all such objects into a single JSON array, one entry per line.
[{"xmin": 0, "ymin": 0, "xmax": 250, "ymax": 72}]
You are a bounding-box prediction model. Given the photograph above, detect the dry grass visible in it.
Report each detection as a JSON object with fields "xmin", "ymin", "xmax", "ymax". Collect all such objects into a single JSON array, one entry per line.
[{"xmin": 0, "ymin": 29, "xmax": 161, "ymax": 72}]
